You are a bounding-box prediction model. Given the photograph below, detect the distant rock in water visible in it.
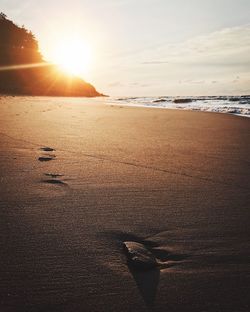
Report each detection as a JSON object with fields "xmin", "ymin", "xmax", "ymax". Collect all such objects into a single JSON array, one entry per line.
[
  {"xmin": 173, "ymin": 98, "xmax": 192, "ymax": 104},
  {"xmin": 0, "ymin": 13, "xmax": 103, "ymax": 97},
  {"xmin": 153, "ymin": 98, "xmax": 167, "ymax": 103},
  {"xmin": 228, "ymin": 97, "xmax": 241, "ymax": 102},
  {"xmin": 123, "ymin": 241, "xmax": 158, "ymax": 270}
]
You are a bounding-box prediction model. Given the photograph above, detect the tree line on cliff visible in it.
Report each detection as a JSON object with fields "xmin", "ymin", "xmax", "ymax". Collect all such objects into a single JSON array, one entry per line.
[{"xmin": 0, "ymin": 12, "xmax": 43, "ymax": 65}]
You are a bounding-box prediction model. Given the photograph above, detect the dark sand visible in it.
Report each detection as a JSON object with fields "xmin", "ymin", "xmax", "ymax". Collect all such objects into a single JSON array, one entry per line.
[{"xmin": 0, "ymin": 96, "xmax": 249, "ymax": 311}]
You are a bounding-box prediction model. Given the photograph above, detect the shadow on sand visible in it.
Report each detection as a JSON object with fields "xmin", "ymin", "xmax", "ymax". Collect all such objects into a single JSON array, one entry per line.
[{"xmin": 128, "ymin": 264, "xmax": 160, "ymax": 309}]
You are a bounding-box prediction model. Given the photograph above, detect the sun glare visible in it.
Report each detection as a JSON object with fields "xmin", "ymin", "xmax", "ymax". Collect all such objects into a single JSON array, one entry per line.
[{"xmin": 52, "ymin": 38, "xmax": 91, "ymax": 76}]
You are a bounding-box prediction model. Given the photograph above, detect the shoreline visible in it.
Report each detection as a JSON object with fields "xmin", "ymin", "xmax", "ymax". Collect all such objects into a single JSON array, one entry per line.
[
  {"xmin": 1, "ymin": 94, "xmax": 250, "ymax": 118},
  {"xmin": 107, "ymin": 101, "xmax": 250, "ymax": 118}
]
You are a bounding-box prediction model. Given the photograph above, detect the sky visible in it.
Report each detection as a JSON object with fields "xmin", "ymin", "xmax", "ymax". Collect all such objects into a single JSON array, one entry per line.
[{"xmin": 1, "ymin": 0, "xmax": 250, "ymax": 96}]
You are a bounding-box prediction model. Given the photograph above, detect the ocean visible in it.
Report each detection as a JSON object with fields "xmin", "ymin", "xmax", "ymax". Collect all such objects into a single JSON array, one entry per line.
[{"xmin": 106, "ymin": 95, "xmax": 250, "ymax": 117}]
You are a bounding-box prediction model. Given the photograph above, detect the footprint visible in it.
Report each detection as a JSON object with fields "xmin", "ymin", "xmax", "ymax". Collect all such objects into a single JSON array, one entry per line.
[
  {"xmin": 38, "ymin": 156, "xmax": 55, "ymax": 161},
  {"xmin": 100, "ymin": 230, "xmax": 189, "ymax": 271},
  {"xmin": 43, "ymin": 179, "xmax": 66, "ymax": 185},
  {"xmin": 44, "ymin": 173, "xmax": 64, "ymax": 178},
  {"xmin": 40, "ymin": 147, "xmax": 55, "ymax": 152},
  {"xmin": 123, "ymin": 240, "xmax": 189, "ymax": 271}
]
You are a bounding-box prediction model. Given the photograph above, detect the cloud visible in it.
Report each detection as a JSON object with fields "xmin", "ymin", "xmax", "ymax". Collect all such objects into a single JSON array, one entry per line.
[
  {"xmin": 108, "ymin": 81, "xmax": 123, "ymax": 87},
  {"xmin": 179, "ymin": 79, "xmax": 205, "ymax": 84},
  {"xmin": 104, "ymin": 24, "xmax": 250, "ymax": 95},
  {"xmin": 141, "ymin": 61, "xmax": 169, "ymax": 65},
  {"xmin": 157, "ymin": 24, "xmax": 250, "ymax": 68}
]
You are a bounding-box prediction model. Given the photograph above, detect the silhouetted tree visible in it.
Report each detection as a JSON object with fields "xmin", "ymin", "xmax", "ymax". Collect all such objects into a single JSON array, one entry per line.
[{"xmin": 0, "ymin": 13, "xmax": 43, "ymax": 65}]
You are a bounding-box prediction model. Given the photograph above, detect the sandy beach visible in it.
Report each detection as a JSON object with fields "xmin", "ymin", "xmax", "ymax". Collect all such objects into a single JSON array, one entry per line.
[{"xmin": 0, "ymin": 96, "xmax": 249, "ymax": 312}]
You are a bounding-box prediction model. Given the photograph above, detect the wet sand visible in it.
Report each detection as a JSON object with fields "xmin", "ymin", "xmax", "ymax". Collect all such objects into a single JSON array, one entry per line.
[{"xmin": 0, "ymin": 96, "xmax": 249, "ymax": 311}]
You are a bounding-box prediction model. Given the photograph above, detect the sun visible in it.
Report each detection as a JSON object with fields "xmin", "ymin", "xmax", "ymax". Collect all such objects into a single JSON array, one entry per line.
[{"xmin": 52, "ymin": 38, "xmax": 91, "ymax": 76}]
